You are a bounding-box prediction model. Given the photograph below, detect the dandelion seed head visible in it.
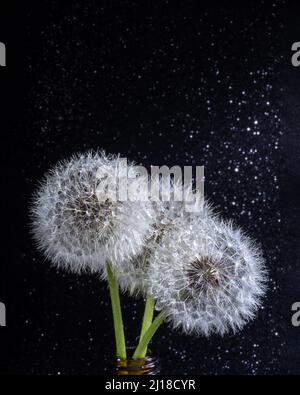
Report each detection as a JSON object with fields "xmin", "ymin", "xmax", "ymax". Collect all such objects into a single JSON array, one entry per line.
[
  {"xmin": 117, "ymin": 177, "xmax": 213, "ymax": 296},
  {"xmin": 148, "ymin": 217, "xmax": 267, "ymax": 336},
  {"xmin": 31, "ymin": 151, "xmax": 154, "ymax": 274}
]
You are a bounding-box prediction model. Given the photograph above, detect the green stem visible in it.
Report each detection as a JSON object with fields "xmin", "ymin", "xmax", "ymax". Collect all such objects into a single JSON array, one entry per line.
[
  {"xmin": 140, "ymin": 295, "xmax": 155, "ymax": 338},
  {"xmin": 106, "ymin": 261, "xmax": 126, "ymax": 359},
  {"xmin": 133, "ymin": 310, "xmax": 166, "ymax": 360},
  {"xmin": 138, "ymin": 295, "xmax": 155, "ymax": 357}
]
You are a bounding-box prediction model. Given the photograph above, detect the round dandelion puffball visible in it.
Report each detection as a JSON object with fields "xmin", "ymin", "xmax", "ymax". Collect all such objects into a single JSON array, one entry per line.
[
  {"xmin": 31, "ymin": 151, "xmax": 155, "ymax": 274},
  {"xmin": 147, "ymin": 217, "xmax": 267, "ymax": 336},
  {"xmin": 116, "ymin": 180, "xmax": 213, "ymax": 297}
]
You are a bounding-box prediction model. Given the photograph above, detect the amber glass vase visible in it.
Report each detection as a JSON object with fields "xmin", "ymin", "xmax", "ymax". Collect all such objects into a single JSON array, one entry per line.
[{"xmin": 112, "ymin": 348, "xmax": 160, "ymax": 375}]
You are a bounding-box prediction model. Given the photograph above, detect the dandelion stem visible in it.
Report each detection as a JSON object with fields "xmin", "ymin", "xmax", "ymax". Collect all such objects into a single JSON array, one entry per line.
[
  {"xmin": 106, "ymin": 261, "xmax": 127, "ymax": 359},
  {"xmin": 137, "ymin": 295, "xmax": 155, "ymax": 357},
  {"xmin": 133, "ymin": 310, "xmax": 166, "ymax": 360}
]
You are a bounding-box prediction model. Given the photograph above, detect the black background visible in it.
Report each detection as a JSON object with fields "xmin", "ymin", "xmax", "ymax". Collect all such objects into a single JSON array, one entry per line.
[{"xmin": 0, "ymin": 1, "xmax": 300, "ymax": 375}]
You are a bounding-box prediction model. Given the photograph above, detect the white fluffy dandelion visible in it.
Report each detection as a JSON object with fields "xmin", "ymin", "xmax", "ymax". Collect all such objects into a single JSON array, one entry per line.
[
  {"xmin": 147, "ymin": 217, "xmax": 267, "ymax": 336},
  {"xmin": 117, "ymin": 180, "xmax": 213, "ymax": 296},
  {"xmin": 31, "ymin": 151, "xmax": 155, "ymax": 274}
]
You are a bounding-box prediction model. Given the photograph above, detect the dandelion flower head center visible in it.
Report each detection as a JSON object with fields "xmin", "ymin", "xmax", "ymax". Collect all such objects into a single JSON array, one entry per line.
[
  {"xmin": 186, "ymin": 256, "xmax": 222, "ymax": 290},
  {"xmin": 71, "ymin": 192, "xmax": 112, "ymax": 221},
  {"xmin": 65, "ymin": 187, "xmax": 117, "ymax": 244}
]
